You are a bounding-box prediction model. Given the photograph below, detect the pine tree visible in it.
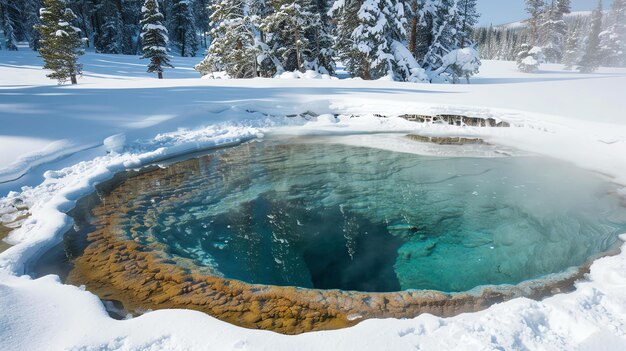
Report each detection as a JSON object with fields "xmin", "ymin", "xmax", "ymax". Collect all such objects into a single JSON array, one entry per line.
[
  {"xmin": 35, "ymin": 0, "xmax": 84, "ymax": 84},
  {"xmin": 95, "ymin": 0, "xmax": 124, "ymax": 53},
  {"xmin": 193, "ymin": 0, "xmax": 211, "ymax": 48},
  {"xmin": 539, "ymin": 1, "xmax": 567, "ymax": 63},
  {"xmin": 170, "ymin": 0, "xmax": 199, "ymax": 57},
  {"xmin": 122, "ymin": 0, "xmax": 144, "ymax": 54},
  {"xmin": 22, "ymin": 0, "xmax": 43, "ymax": 49},
  {"xmin": 455, "ymin": 0, "xmax": 479, "ymax": 48},
  {"xmin": 195, "ymin": 0, "xmax": 260, "ymax": 78},
  {"xmin": 578, "ymin": 0, "xmax": 602, "ymax": 73},
  {"xmin": 517, "ymin": 44, "xmax": 542, "ymax": 73},
  {"xmin": 331, "ymin": 0, "xmax": 365, "ymax": 77},
  {"xmin": 331, "ymin": 0, "xmax": 407, "ymax": 80},
  {"xmin": 306, "ymin": 0, "xmax": 335, "ymax": 74},
  {"xmin": 450, "ymin": 0, "xmax": 480, "ymax": 83},
  {"xmin": 409, "ymin": 0, "xmax": 437, "ymax": 61},
  {"xmin": 556, "ymin": 0, "xmax": 570, "ymax": 14},
  {"xmin": 262, "ymin": 0, "xmax": 334, "ymax": 74},
  {"xmin": 421, "ymin": 0, "xmax": 461, "ymax": 81},
  {"xmin": 140, "ymin": 0, "xmax": 172, "ymax": 79},
  {"xmin": 599, "ymin": 0, "xmax": 626, "ymax": 67},
  {"xmin": 0, "ymin": 0, "xmax": 19, "ymax": 50},
  {"xmin": 525, "ymin": 0, "xmax": 544, "ymax": 46},
  {"xmin": 562, "ymin": 22, "xmax": 581, "ymax": 70}
]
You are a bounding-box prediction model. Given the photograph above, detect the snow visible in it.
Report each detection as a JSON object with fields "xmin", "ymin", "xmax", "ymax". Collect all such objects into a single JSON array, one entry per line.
[
  {"xmin": 1, "ymin": 48, "xmax": 626, "ymax": 350},
  {"xmin": 392, "ymin": 40, "xmax": 429, "ymax": 83},
  {"xmin": 144, "ymin": 24, "xmax": 167, "ymax": 31},
  {"xmin": 521, "ymin": 55, "xmax": 539, "ymax": 66},
  {"xmin": 276, "ymin": 70, "xmax": 337, "ymax": 80},
  {"xmin": 103, "ymin": 134, "xmax": 127, "ymax": 154},
  {"xmin": 439, "ymin": 47, "xmax": 481, "ymax": 73}
]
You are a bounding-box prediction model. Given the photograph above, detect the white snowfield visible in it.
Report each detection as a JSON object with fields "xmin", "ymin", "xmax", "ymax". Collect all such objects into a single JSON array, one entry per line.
[{"xmin": 1, "ymin": 49, "xmax": 626, "ymax": 351}]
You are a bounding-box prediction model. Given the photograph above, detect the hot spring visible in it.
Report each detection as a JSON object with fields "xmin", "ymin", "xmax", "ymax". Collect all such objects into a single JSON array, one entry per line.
[{"xmin": 51, "ymin": 136, "xmax": 626, "ymax": 334}]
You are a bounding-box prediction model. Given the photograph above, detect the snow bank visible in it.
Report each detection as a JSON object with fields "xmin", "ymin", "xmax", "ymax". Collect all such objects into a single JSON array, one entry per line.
[
  {"xmin": 276, "ymin": 70, "xmax": 337, "ymax": 80},
  {"xmin": 103, "ymin": 134, "xmax": 126, "ymax": 154}
]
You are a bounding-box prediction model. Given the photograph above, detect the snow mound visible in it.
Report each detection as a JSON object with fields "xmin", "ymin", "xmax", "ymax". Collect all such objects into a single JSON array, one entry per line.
[
  {"xmin": 103, "ymin": 134, "xmax": 126, "ymax": 154},
  {"xmin": 277, "ymin": 70, "xmax": 337, "ymax": 80}
]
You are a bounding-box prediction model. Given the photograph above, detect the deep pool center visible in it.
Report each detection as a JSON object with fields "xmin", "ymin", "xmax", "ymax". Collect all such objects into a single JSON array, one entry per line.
[{"xmin": 54, "ymin": 135, "xmax": 626, "ymax": 334}]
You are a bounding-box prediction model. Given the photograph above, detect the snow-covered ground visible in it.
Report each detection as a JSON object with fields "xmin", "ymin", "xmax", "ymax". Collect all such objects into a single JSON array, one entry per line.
[{"xmin": 1, "ymin": 49, "xmax": 626, "ymax": 350}]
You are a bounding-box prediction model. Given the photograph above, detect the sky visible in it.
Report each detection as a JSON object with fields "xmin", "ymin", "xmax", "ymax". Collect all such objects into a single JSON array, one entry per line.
[{"xmin": 478, "ymin": 0, "xmax": 610, "ymax": 26}]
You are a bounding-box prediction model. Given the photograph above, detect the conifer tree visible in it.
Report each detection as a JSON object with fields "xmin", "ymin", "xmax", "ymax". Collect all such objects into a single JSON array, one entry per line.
[
  {"xmin": 331, "ymin": 0, "xmax": 406, "ymax": 80},
  {"xmin": 539, "ymin": 1, "xmax": 567, "ymax": 63},
  {"xmin": 262, "ymin": 0, "xmax": 334, "ymax": 74},
  {"xmin": 599, "ymin": 0, "xmax": 626, "ymax": 67},
  {"xmin": 562, "ymin": 22, "xmax": 581, "ymax": 70},
  {"xmin": 140, "ymin": 0, "xmax": 172, "ymax": 79},
  {"xmin": 96, "ymin": 0, "xmax": 124, "ymax": 54},
  {"xmin": 421, "ymin": 0, "xmax": 460, "ymax": 81},
  {"xmin": 306, "ymin": 0, "xmax": 335, "ymax": 74},
  {"xmin": 193, "ymin": 0, "xmax": 212, "ymax": 48},
  {"xmin": 195, "ymin": 0, "xmax": 260, "ymax": 78},
  {"xmin": 331, "ymin": 0, "xmax": 365, "ymax": 77},
  {"xmin": 20, "ymin": 0, "xmax": 43, "ymax": 49},
  {"xmin": 170, "ymin": 0, "xmax": 199, "ymax": 57},
  {"xmin": 456, "ymin": 0, "xmax": 479, "ymax": 48},
  {"xmin": 578, "ymin": 0, "xmax": 602, "ymax": 73},
  {"xmin": 517, "ymin": 44, "xmax": 542, "ymax": 73},
  {"xmin": 409, "ymin": 0, "xmax": 437, "ymax": 61},
  {"xmin": 525, "ymin": 0, "xmax": 544, "ymax": 45},
  {"xmin": 35, "ymin": 0, "xmax": 84, "ymax": 84},
  {"xmin": 556, "ymin": 0, "xmax": 570, "ymax": 14},
  {"xmin": 0, "ymin": 0, "xmax": 19, "ymax": 50}
]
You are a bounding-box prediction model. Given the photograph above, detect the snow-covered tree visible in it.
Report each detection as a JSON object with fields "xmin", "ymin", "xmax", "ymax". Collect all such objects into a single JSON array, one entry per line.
[
  {"xmin": 421, "ymin": 0, "xmax": 463, "ymax": 82},
  {"xmin": 517, "ymin": 44, "xmax": 542, "ymax": 73},
  {"xmin": 193, "ymin": 0, "xmax": 212, "ymax": 48},
  {"xmin": 599, "ymin": 0, "xmax": 626, "ymax": 67},
  {"xmin": 195, "ymin": 0, "xmax": 259, "ymax": 78},
  {"xmin": 140, "ymin": 0, "xmax": 173, "ymax": 79},
  {"xmin": 21, "ymin": 0, "xmax": 43, "ymax": 49},
  {"xmin": 331, "ymin": 0, "xmax": 406, "ymax": 80},
  {"xmin": 35, "ymin": 0, "xmax": 84, "ymax": 84},
  {"xmin": 0, "ymin": 0, "xmax": 19, "ymax": 50},
  {"xmin": 170, "ymin": 0, "xmax": 199, "ymax": 57},
  {"xmin": 525, "ymin": 0, "xmax": 544, "ymax": 45},
  {"xmin": 578, "ymin": 0, "xmax": 602, "ymax": 73},
  {"xmin": 556, "ymin": 0, "xmax": 570, "ymax": 14},
  {"xmin": 436, "ymin": 46, "xmax": 480, "ymax": 83},
  {"xmin": 262, "ymin": 0, "xmax": 334, "ymax": 74},
  {"xmin": 472, "ymin": 25, "xmax": 527, "ymax": 61},
  {"xmin": 392, "ymin": 40, "xmax": 429, "ymax": 82},
  {"xmin": 95, "ymin": 0, "xmax": 124, "ymax": 54},
  {"xmin": 455, "ymin": 0, "xmax": 479, "ymax": 49},
  {"xmin": 539, "ymin": 1, "xmax": 567, "ymax": 63},
  {"xmin": 305, "ymin": 0, "xmax": 336, "ymax": 74},
  {"xmin": 405, "ymin": 0, "xmax": 419, "ymax": 55},
  {"xmin": 562, "ymin": 22, "xmax": 581, "ymax": 70},
  {"xmin": 447, "ymin": 0, "xmax": 480, "ymax": 83}
]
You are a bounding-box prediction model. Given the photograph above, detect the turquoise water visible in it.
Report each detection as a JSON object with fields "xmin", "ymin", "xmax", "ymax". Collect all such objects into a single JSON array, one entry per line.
[{"xmin": 115, "ymin": 140, "xmax": 626, "ymax": 292}]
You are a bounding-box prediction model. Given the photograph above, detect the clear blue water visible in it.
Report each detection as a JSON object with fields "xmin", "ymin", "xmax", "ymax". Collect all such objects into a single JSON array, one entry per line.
[{"xmin": 115, "ymin": 140, "xmax": 626, "ymax": 292}]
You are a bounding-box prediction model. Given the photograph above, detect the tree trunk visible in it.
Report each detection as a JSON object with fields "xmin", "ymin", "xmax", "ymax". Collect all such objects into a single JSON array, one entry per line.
[
  {"xmin": 408, "ymin": 1, "xmax": 418, "ymax": 56},
  {"xmin": 181, "ymin": 29, "xmax": 186, "ymax": 57},
  {"xmin": 158, "ymin": 72, "xmax": 163, "ymax": 79},
  {"xmin": 362, "ymin": 54, "xmax": 371, "ymax": 80},
  {"xmin": 294, "ymin": 26, "xmax": 302, "ymax": 72},
  {"xmin": 71, "ymin": 74, "xmax": 78, "ymax": 84}
]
